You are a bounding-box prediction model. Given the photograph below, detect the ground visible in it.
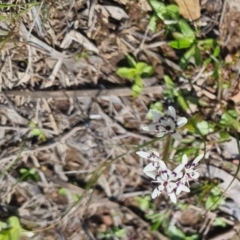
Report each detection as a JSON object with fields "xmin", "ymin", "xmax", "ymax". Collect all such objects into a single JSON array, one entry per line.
[{"xmin": 0, "ymin": 0, "xmax": 240, "ymax": 239}]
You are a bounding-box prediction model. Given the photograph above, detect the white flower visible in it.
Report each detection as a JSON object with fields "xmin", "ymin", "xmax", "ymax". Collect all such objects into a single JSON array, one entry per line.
[
  {"xmin": 142, "ymin": 106, "xmax": 187, "ymax": 140},
  {"xmin": 182, "ymin": 153, "xmax": 204, "ymax": 179},
  {"xmin": 176, "ymin": 153, "xmax": 204, "ymax": 195},
  {"xmin": 150, "ymin": 160, "xmax": 185, "ymax": 203},
  {"xmin": 136, "ymin": 150, "xmax": 162, "ymax": 178}
]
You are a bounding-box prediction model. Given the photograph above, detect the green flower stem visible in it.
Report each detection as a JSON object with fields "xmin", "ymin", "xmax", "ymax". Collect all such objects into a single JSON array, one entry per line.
[{"xmin": 162, "ymin": 133, "xmax": 171, "ymax": 162}]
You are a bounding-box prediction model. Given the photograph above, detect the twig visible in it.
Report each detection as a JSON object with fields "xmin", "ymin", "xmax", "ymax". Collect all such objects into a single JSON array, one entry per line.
[
  {"xmin": 42, "ymin": 98, "xmax": 59, "ymax": 135},
  {"xmin": 2, "ymin": 86, "xmax": 163, "ymax": 99},
  {"xmin": 220, "ymin": 0, "xmax": 228, "ymax": 25},
  {"xmin": 120, "ymin": 190, "xmax": 151, "ymax": 199}
]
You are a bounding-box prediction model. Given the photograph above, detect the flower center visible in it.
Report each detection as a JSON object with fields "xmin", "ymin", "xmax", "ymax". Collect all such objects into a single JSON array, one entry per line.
[{"xmin": 165, "ymin": 125, "xmax": 171, "ymax": 131}]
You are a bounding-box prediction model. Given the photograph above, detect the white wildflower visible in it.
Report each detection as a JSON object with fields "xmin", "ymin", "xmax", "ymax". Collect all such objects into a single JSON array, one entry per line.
[
  {"xmin": 142, "ymin": 106, "xmax": 187, "ymax": 140},
  {"xmin": 176, "ymin": 153, "xmax": 204, "ymax": 195},
  {"xmin": 136, "ymin": 150, "xmax": 162, "ymax": 178},
  {"xmin": 149, "ymin": 160, "xmax": 186, "ymax": 203}
]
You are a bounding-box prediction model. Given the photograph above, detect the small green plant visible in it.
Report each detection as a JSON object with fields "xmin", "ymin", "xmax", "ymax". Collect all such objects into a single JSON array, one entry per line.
[
  {"xmin": 205, "ymin": 186, "xmax": 225, "ymax": 211},
  {"xmin": 116, "ymin": 55, "xmax": 153, "ymax": 97},
  {"xmin": 136, "ymin": 195, "xmax": 170, "ymax": 231},
  {"xmin": 29, "ymin": 121, "xmax": 47, "ymax": 142},
  {"xmin": 168, "ymin": 226, "xmax": 199, "ymax": 240},
  {"xmin": 0, "ymin": 216, "xmax": 34, "ymax": 240},
  {"xmin": 168, "ymin": 20, "xmax": 219, "ymax": 69},
  {"xmin": 148, "ymin": 0, "xmax": 180, "ymax": 31},
  {"xmin": 148, "ymin": 0, "xmax": 220, "ymax": 70},
  {"xmin": 58, "ymin": 187, "xmax": 80, "ymax": 202},
  {"xmin": 220, "ymin": 109, "xmax": 240, "ymax": 130},
  {"xmin": 136, "ymin": 196, "xmax": 199, "ymax": 238},
  {"xmin": 19, "ymin": 168, "xmax": 40, "ymax": 182},
  {"xmin": 97, "ymin": 227, "xmax": 126, "ymax": 239}
]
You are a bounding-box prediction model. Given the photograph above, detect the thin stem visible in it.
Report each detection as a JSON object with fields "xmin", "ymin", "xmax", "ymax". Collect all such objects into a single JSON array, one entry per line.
[{"xmin": 162, "ymin": 133, "xmax": 171, "ymax": 162}]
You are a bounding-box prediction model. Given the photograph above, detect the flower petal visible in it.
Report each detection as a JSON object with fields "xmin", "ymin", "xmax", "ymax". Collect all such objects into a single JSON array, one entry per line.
[
  {"xmin": 168, "ymin": 106, "xmax": 176, "ymax": 119},
  {"xmin": 167, "ymin": 182, "xmax": 177, "ymax": 192},
  {"xmin": 144, "ymin": 171, "xmax": 158, "ymax": 179},
  {"xmin": 169, "ymin": 192, "xmax": 177, "ymax": 203},
  {"xmin": 192, "ymin": 153, "xmax": 204, "ymax": 165},
  {"xmin": 172, "ymin": 164, "xmax": 184, "ymax": 178},
  {"xmin": 148, "ymin": 151, "xmax": 160, "ymax": 161},
  {"xmin": 136, "ymin": 151, "xmax": 149, "ymax": 159},
  {"xmin": 143, "ymin": 163, "xmax": 159, "ymax": 172},
  {"xmin": 158, "ymin": 160, "xmax": 167, "ymax": 171},
  {"xmin": 157, "ymin": 132, "xmax": 166, "ymax": 138},
  {"xmin": 176, "ymin": 184, "xmax": 190, "ymax": 195},
  {"xmin": 152, "ymin": 185, "xmax": 164, "ymax": 199},
  {"xmin": 168, "ymin": 118, "xmax": 176, "ymax": 130},
  {"xmin": 177, "ymin": 117, "xmax": 188, "ymax": 128},
  {"xmin": 142, "ymin": 124, "xmax": 156, "ymax": 132},
  {"xmin": 171, "ymin": 131, "xmax": 181, "ymax": 140},
  {"xmin": 182, "ymin": 154, "xmax": 188, "ymax": 165},
  {"xmin": 150, "ymin": 110, "xmax": 162, "ymax": 121}
]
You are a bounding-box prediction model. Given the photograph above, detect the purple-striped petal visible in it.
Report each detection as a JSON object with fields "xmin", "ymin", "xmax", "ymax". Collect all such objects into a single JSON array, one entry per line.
[
  {"xmin": 150, "ymin": 110, "xmax": 162, "ymax": 121},
  {"xmin": 152, "ymin": 185, "xmax": 164, "ymax": 199},
  {"xmin": 143, "ymin": 162, "xmax": 159, "ymax": 172},
  {"xmin": 192, "ymin": 153, "xmax": 204, "ymax": 165},
  {"xmin": 168, "ymin": 106, "xmax": 176, "ymax": 119}
]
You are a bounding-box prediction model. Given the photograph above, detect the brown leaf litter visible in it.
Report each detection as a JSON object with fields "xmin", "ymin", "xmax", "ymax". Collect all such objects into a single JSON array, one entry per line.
[{"xmin": 0, "ymin": 0, "xmax": 240, "ymax": 239}]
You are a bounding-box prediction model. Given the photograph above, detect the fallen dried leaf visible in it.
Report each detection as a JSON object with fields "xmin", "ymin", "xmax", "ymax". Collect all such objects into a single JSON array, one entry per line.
[
  {"xmin": 104, "ymin": 5, "xmax": 128, "ymax": 20},
  {"xmin": 60, "ymin": 30, "xmax": 99, "ymax": 53},
  {"xmin": 173, "ymin": 0, "xmax": 200, "ymax": 20}
]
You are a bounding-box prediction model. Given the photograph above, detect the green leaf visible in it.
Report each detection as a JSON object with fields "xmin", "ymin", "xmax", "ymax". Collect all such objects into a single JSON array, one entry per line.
[
  {"xmin": 172, "ymin": 31, "xmax": 185, "ymax": 40},
  {"xmin": 164, "ymin": 75, "xmax": 175, "ymax": 87},
  {"xmin": 30, "ymin": 128, "xmax": 46, "ymax": 142},
  {"xmin": 115, "ymin": 229, "xmax": 126, "ymax": 238},
  {"xmin": 220, "ymin": 111, "xmax": 240, "ymax": 129},
  {"xmin": 199, "ymin": 38, "xmax": 215, "ymax": 48},
  {"xmin": 141, "ymin": 65, "xmax": 154, "ymax": 76},
  {"xmin": 166, "ymin": 4, "xmax": 179, "ymax": 19},
  {"xmin": 177, "ymin": 94, "xmax": 189, "ymax": 111},
  {"xmin": 168, "ymin": 226, "xmax": 186, "ymax": 239},
  {"xmin": 194, "ymin": 45, "xmax": 201, "ymax": 66},
  {"xmin": 148, "ymin": 15, "xmax": 157, "ymax": 32},
  {"xmin": 211, "ymin": 186, "xmax": 222, "ymax": 196},
  {"xmin": 127, "ymin": 54, "xmax": 137, "ymax": 67},
  {"xmin": 30, "ymin": 128, "xmax": 41, "ymax": 137},
  {"xmin": 150, "ymin": 220, "xmax": 162, "ymax": 232},
  {"xmin": 178, "ymin": 19, "xmax": 195, "ymax": 37},
  {"xmin": 213, "ymin": 217, "xmax": 226, "ymax": 227},
  {"xmin": 134, "ymin": 75, "xmax": 143, "ymax": 86},
  {"xmin": 136, "ymin": 62, "xmax": 147, "ymax": 73},
  {"xmin": 219, "ymin": 131, "xmax": 230, "ymax": 141},
  {"xmin": 132, "ymin": 84, "xmax": 142, "ymax": 97},
  {"xmin": 116, "ymin": 67, "xmax": 136, "ymax": 79},
  {"xmin": 179, "ymin": 45, "xmax": 195, "ymax": 68},
  {"xmin": 228, "ymin": 109, "xmax": 238, "ymax": 118},
  {"xmin": 213, "ymin": 45, "xmax": 220, "ymax": 57},
  {"xmin": 204, "ymin": 57, "xmax": 212, "ymax": 66},
  {"xmin": 58, "ymin": 188, "xmax": 67, "ymax": 195},
  {"xmin": 169, "ymin": 39, "xmax": 193, "ymax": 49},
  {"xmin": 136, "ymin": 196, "xmax": 151, "ymax": 211},
  {"xmin": 149, "ymin": 0, "xmax": 165, "ymax": 14},
  {"xmin": 196, "ymin": 121, "xmax": 214, "ymax": 136}
]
